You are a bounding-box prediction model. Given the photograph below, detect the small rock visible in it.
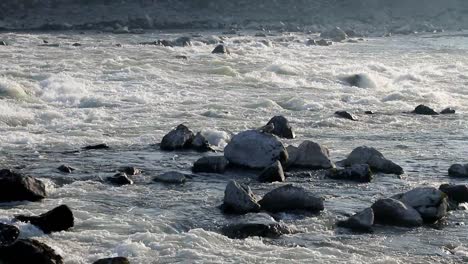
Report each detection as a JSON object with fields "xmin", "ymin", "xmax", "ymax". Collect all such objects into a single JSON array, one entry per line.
[
  {"xmin": 160, "ymin": 124, "xmax": 194, "ymax": 151},
  {"xmin": 371, "ymin": 198, "xmax": 423, "ymax": 227},
  {"xmin": 175, "ymin": 55, "xmax": 188, "ymax": 60},
  {"xmin": 93, "ymin": 257, "xmax": 130, "ymax": 264},
  {"xmin": 320, "ymin": 27, "xmax": 347, "ymax": 42},
  {"xmin": 440, "ymin": 108, "xmax": 456, "ymax": 114},
  {"xmin": 57, "ymin": 165, "xmax": 75, "ymax": 173},
  {"xmin": 173, "ymin": 36, "xmax": 192, "ymax": 47},
  {"xmin": 364, "ymin": 111, "xmax": 375, "ymax": 115},
  {"xmin": 212, "ymin": 44, "xmax": 230, "ymax": 54},
  {"xmin": 412, "ymin": 104, "xmax": 439, "ymax": 115},
  {"xmin": 259, "ymin": 184, "xmax": 324, "ymax": 213},
  {"xmin": 222, "ymin": 180, "xmax": 260, "ymax": 214},
  {"xmin": 119, "ymin": 167, "xmax": 141, "ymax": 176},
  {"xmin": 0, "ymin": 223, "xmax": 20, "ymax": 247},
  {"xmin": 326, "ymin": 164, "xmax": 372, "ymax": 183},
  {"xmin": 192, "ymin": 156, "xmax": 229, "ymax": 174},
  {"xmin": 221, "ymin": 213, "xmax": 292, "ymax": 239},
  {"xmin": 335, "ymin": 111, "xmax": 357, "ymax": 121},
  {"xmin": 71, "ymin": 43, "xmax": 81, "ymax": 47},
  {"xmin": 106, "ymin": 173, "xmax": 134, "ymax": 186},
  {"xmin": 394, "ymin": 187, "xmax": 448, "ymax": 223},
  {"xmin": 153, "ymin": 171, "xmax": 186, "ymax": 184},
  {"xmin": 316, "ymin": 39, "xmax": 332, "ymax": 46},
  {"xmin": 345, "ymin": 29, "xmax": 363, "ymax": 38},
  {"xmin": 0, "ymin": 169, "xmax": 47, "ymax": 202},
  {"xmin": 306, "ymin": 39, "xmax": 317, "ymax": 46},
  {"xmin": 83, "ymin": 143, "xmax": 110, "ymax": 150},
  {"xmin": 448, "ymin": 164, "xmax": 468, "ymax": 177},
  {"xmin": 266, "ymin": 116, "xmax": 295, "ymax": 139},
  {"xmin": 191, "ymin": 132, "xmax": 212, "ymax": 152},
  {"xmin": 0, "ymin": 239, "xmax": 63, "ymax": 264},
  {"xmin": 258, "ymin": 161, "xmax": 285, "ymax": 183},
  {"xmin": 286, "ymin": 141, "xmax": 334, "ymax": 169},
  {"xmin": 15, "ymin": 205, "xmax": 74, "ymax": 234},
  {"xmin": 341, "ymin": 146, "xmax": 404, "ymax": 175},
  {"xmin": 337, "ymin": 208, "xmax": 374, "ymax": 232}
]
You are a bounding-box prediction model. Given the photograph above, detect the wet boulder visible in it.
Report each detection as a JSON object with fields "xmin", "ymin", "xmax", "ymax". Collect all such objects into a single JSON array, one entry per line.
[
  {"xmin": 83, "ymin": 143, "xmax": 110, "ymax": 150},
  {"xmin": 439, "ymin": 184, "xmax": 468, "ymax": 204},
  {"xmin": 265, "ymin": 116, "xmax": 295, "ymax": 139},
  {"xmin": 258, "ymin": 161, "xmax": 285, "ymax": 183},
  {"xmin": 337, "ymin": 208, "xmax": 374, "ymax": 233},
  {"xmin": 371, "ymin": 198, "xmax": 423, "ymax": 227},
  {"xmin": 222, "ymin": 180, "xmax": 260, "ymax": 214},
  {"xmin": 335, "ymin": 111, "xmax": 357, "ymax": 121},
  {"xmin": 93, "ymin": 257, "xmax": 130, "ymax": 264},
  {"xmin": 191, "ymin": 132, "xmax": 212, "ymax": 152},
  {"xmin": 326, "ymin": 164, "xmax": 372, "ymax": 183},
  {"xmin": 0, "ymin": 223, "xmax": 20, "ymax": 247},
  {"xmin": 0, "ymin": 169, "xmax": 47, "ymax": 202},
  {"xmin": 57, "ymin": 165, "xmax": 75, "ymax": 173},
  {"xmin": 448, "ymin": 164, "xmax": 468, "ymax": 177},
  {"xmin": 394, "ymin": 187, "xmax": 448, "ymax": 223},
  {"xmin": 106, "ymin": 173, "xmax": 133, "ymax": 186},
  {"xmin": 440, "ymin": 107, "xmax": 456, "ymax": 114},
  {"xmin": 160, "ymin": 124, "xmax": 194, "ymax": 151},
  {"xmin": 0, "ymin": 239, "xmax": 63, "ymax": 264},
  {"xmin": 286, "ymin": 141, "xmax": 334, "ymax": 169},
  {"xmin": 212, "ymin": 44, "xmax": 230, "ymax": 54},
  {"xmin": 412, "ymin": 104, "xmax": 439, "ymax": 115},
  {"xmin": 221, "ymin": 213, "xmax": 292, "ymax": 239},
  {"xmin": 259, "ymin": 184, "xmax": 324, "ymax": 213},
  {"xmin": 320, "ymin": 27, "xmax": 347, "ymax": 42},
  {"xmin": 224, "ymin": 130, "xmax": 287, "ymax": 169},
  {"xmin": 15, "ymin": 205, "xmax": 74, "ymax": 234},
  {"xmin": 119, "ymin": 166, "xmax": 141, "ymax": 176},
  {"xmin": 341, "ymin": 146, "xmax": 404, "ymax": 175},
  {"xmin": 192, "ymin": 156, "xmax": 229, "ymax": 174},
  {"xmin": 153, "ymin": 171, "xmax": 187, "ymax": 184}
]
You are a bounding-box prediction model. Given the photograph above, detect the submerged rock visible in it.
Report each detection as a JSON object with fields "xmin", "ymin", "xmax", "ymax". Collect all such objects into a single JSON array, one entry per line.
[
  {"xmin": 412, "ymin": 104, "xmax": 439, "ymax": 115},
  {"xmin": 337, "ymin": 208, "xmax": 374, "ymax": 232},
  {"xmin": 93, "ymin": 257, "xmax": 130, "ymax": 264},
  {"xmin": 83, "ymin": 143, "xmax": 110, "ymax": 150},
  {"xmin": 342, "ymin": 73, "xmax": 376, "ymax": 88},
  {"xmin": 341, "ymin": 146, "xmax": 404, "ymax": 175},
  {"xmin": 106, "ymin": 173, "xmax": 133, "ymax": 186},
  {"xmin": 335, "ymin": 111, "xmax": 358, "ymax": 121},
  {"xmin": 222, "ymin": 180, "xmax": 260, "ymax": 214},
  {"xmin": 286, "ymin": 141, "xmax": 334, "ymax": 169},
  {"xmin": 212, "ymin": 44, "xmax": 230, "ymax": 54},
  {"xmin": 266, "ymin": 116, "xmax": 295, "ymax": 139},
  {"xmin": 153, "ymin": 171, "xmax": 186, "ymax": 184},
  {"xmin": 371, "ymin": 198, "xmax": 423, "ymax": 227},
  {"xmin": 221, "ymin": 213, "xmax": 292, "ymax": 239},
  {"xmin": 394, "ymin": 187, "xmax": 448, "ymax": 223},
  {"xmin": 258, "ymin": 161, "xmax": 285, "ymax": 183},
  {"xmin": 0, "ymin": 239, "xmax": 63, "ymax": 264},
  {"xmin": 224, "ymin": 130, "xmax": 287, "ymax": 169},
  {"xmin": 0, "ymin": 223, "xmax": 20, "ymax": 247},
  {"xmin": 440, "ymin": 107, "xmax": 456, "ymax": 114},
  {"xmin": 0, "ymin": 169, "xmax": 46, "ymax": 202},
  {"xmin": 160, "ymin": 124, "xmax": 194, "ymax": 151},
  {"xmin": 448, "ymin": 164, "xmax": 468, "ymax": 177},
  {"xmin": 15, "ymin": 205, "xmax": 74, "ymax": 234},
  {"xmin": 192, "ymin": 156, "xmax": 229, "ymax": 174},
  {"xmin": 326, "ymin": 164, "xmax": 372, "ymax": 183},
  {"xmin": 259, "ymin": 184, "xmax": 324, "ymax": 213},
  {"xmin": 320, "ymin": 27, "xmax": 347, "ymax": 42},
  {"xmin": 57, "ymin": 165, "xmax": 75, "ymax": 173}
]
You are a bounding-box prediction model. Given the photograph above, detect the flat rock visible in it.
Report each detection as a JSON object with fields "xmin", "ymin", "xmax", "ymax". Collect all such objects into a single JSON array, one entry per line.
[
  {"xmin": 448, "ymin": 164, "xmax": 468, "ymax": 177},
  {"xmin": 160, "ymin": 124, "xmax": 194, "ymax": 151},
  {"xmin": 221, "ymin": 213, "xmax": 292, "ymax": 239},
  {"xmin": 0, "ymin": 223, "xmax": 20, "ymax": 247},
  {"xmin": 93, "ymin": 257, "xmax": 130, "ymax": 264},
  {"xmin": 82, "ymin": 143, "xmax": 110, "ymax": 150},
  {"xmin": 0, "ymin": 169, "xmax": 47, "ymax": 202},
  {"xmin": 371, "ymin": 198, "xmax": 423, "ymax": 227},
  {"xmin": 259, "ymin": 184, "xmax": 324, "ymax": 213},
  {"xmin": 258, "ymin": 161, "xmax": 285, "ymax": 183},
  {"xmin": 266, "ymin": 116, "xmax": 295, "ymax": 139},
  {"xmin": 15, "ymin": 205, "xmax": 74, "ymax": 234},
  {"xmin": 0, "ymin": 239, "xmax": 63, "ymax": 264},
  {"xmin": 341, "ymin": 146, "xmax": 403, "ymax": 175},
  {"xmin": 326, "ymin": 164, "xmax": 372, "ymax": 183},
  {"xmin": 337, "ymin": 208, "xmax": 374, "ymax": 232},
  {"xmin": 153, "ymin": 171, "xmax": 186, "ymax": 184},
  {"xmin": 286, "ymin": 141, "xmax": 334, "ymax": 169},
  {"xmin": 412, "ymin": 104, "xmax": 439, "ymax": 115},
  {"xmin": 222, "ymin": 180, "xmax": 260, "ymax": 214},
  {"xmin": 192, "ymin": 156, "xmax": 229, "ymax": 174}
]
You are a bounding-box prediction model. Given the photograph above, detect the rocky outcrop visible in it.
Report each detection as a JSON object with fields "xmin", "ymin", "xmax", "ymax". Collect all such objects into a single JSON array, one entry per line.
[
  {"xmin": 160, "ymin": 124, "xmax": 195, "ymax": 151},
  {"xmin": 224, "ymin": 130, "xmax": 287, "ymax": 169},
  {"xmin": 93, "ymin": 257, "xmax": 130, "ymax": 264},
  {"xmin": 448, "ymin": 164, "xmax": 468, "ymax": 177},
  {"xmin": 394, "ymin": 187, "xmax": 448, "ymax": 223},
  {"xmin": 412, "ymin": 104, "xmax": 439, "ymax": 115},
  {"xmin": 0, "ymin": 223, "xmax": 19, "ymax": 247},
  {"xmin": 106, "ymin": 173, "xmax": 133, "ymax": 186},
  {"xmin": 326, "ymin": 164, "xmax": 372, "ymax": 183},
  {"xmin": 259, "ymin": 185, "xmax": 324, "ymax": 213},
  {"xmin": 258, "ymin": 161, "xmax": 285, "ymax": 183},
  {"xmin": 0, "ymin": 169, "xmax": 47, "ymax": 202},
  {"xmin": 221, "ymin": 213, "xmax": 292, "ymax": 239},
  {"xmin": 222, "ymin": 181, "xmax": 260, "ymax": 214},
  {"xmin": 337, "ymin": 208, "xmax": 374, "ymax": 233},
  {"xmin": 341, "ymin": 146, "xmax": 403, "ymax": 175},
  {"xmin": 371, "ymin": 198, "xmax": 423, "ymax": 227},
  {"xmin": 193, "ymin": 156, "xmax": 229, "ymax": 174},
  {"xmin": 212, "ymin": 45, "xmax": 230, "ymax": 54},
  {"xmin": 286, "ymin": 141, "xmax": 334, "ymax": 169},
  {"xmin": 153, "ymin": 171, "xmax": 187, "ymax": 184},
  {"xmin": 0, "ymin": 239, "xmax": 63, "ymax": 264},
  {"xmin": 335, "ymin": 111, "xmax": 357, "ymax": 121},
  {"xmin": 320, "ymin": 27, "xmax": 347, "ymax": 42},
  {"xmin": 15, "ymin": 205, "xmax": 74, "ymax": 234},
  {"xmin": 265, "ymin": 116, "xmax": 295, "ymax": 139}
]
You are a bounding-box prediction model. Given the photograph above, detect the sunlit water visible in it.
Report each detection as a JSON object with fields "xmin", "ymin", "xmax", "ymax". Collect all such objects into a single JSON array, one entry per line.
[{"xmin": 0, "ymin": 30, "xmax": 468, "ymax": 263}]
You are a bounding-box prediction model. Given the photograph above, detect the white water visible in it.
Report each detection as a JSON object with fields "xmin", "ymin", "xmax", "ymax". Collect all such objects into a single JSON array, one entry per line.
[{"xmin": 0, "ymin": 30, "xmax": 468, "ymax": 263}]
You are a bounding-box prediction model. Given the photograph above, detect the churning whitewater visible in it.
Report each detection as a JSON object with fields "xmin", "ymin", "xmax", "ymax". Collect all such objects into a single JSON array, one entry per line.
[{"xmin": 0, "ymin": 30, "xmax": 468, "ymax": 263}]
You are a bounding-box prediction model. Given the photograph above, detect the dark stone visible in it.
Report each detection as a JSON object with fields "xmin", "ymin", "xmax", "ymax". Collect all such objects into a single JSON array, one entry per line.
[
  {"xmin": 222, "ymin": 180, "xmax": 260, "ymax": 214},
  {"xmin": 0, "ymin": 223, "xmax": 20, "ymax": 247},
  {"xmin": 0, "ymin": 41, "xmax": 7, "ymax": 46},
  {"xmin": 83, "ymin": 143, "xmax": 110, "ymax": 150},
  {"xmin": 335, "ymin": 111, "xmax": 358, "ymax": 121},
  {"xmin": 259, "ymin": 184, "xmax": 324, "ymax": 213},
  {"xmin": 0, "ymin": 239, "xmax": 63, "ymax": 264},
  {"xmin": 440, "ymin": 184, "xmax": 468, "ymax": 203},
  {"xmin": 15, "ymin": 205, "xmax": 74, "ymax": 234},
  {"xmin": 175, "ymin": 55, "xmax": 188, "ymax": 60},
  {"xmin": 337, "ymin": 208, "xmax": 374, "ymax": 233},
  {"xmin": 119, "ymin": 167, "xmax": 141, "ymax": 176},
  {"xmin": 326, "ymin": 164, "xmax": 372, "ymax": 183},
  {"xmin": 0, "ymin": 169, "xmax": 46, "ymax": 202},
  {"xmin": 440, "ymin": 108, "xmax": 456, "ymax": 114},
  {"xmin": 212, "ymin": 44, "xmax": 230, "ymax": 54},
  {"xmin": 153, "ymin": 171, "xmax": 186, "ymax": 184},
  {"xmin": 364, "ymin": 111, "xmax": 374, "ymax": 115},
  {"xmin": 449, "ymin": 164, "xmax": 468, "ymax": 177},
  {"xmin": 160, "ymin": 124, "xmax": 194, "ymax": 151},
  {"xmin": 306, "ymin": 39, "xmax": 317, "ymax": 46},
  {"xmin": 371, "ymin": 198, "xmax": 423, "ymax": 227},
  {"xmin": 258, "ymin": 161, "xmax": 285, "ymax": 183},
  {"xmin": 106, "ymin": 173, "xmax": 133, "ymax": 186},
  {"xmin": 158, "ymin": 40, "xmax": 174, "ymax": 47},
  {"xmin": 221, "ymin": 213, "xmax": 292, "ymax": 239},
  {"xmin": 191, "ymin": 132, "xmax": 212, "ymax": 152},
  {"xmin": 57, "ymin": 165, "xmax": 74, "ymax": 173},
  {"xmin": 71, "ymin": 43, "xmax": 81, "ymax": 47},
  {"xmin": 341, "ymin": 146, "xmax": 404, "ymax": 175},
  {"xmin": 193, "ymin": 156, "xmax": 229, "ymax": 174},
  {"xmin": 93, "ymin": 257, "xmax": 130, "ymax": 264},
  {"xmin": 266, "ymin": 115, "xmax": 295, "ymax": 139},
  {"xmin": 412, "ymin": 104, "xmax": 439, "ymax": 115},
  {"xmin": 174, "ymin": 36, "xmax": 192, "ymax": 47}
]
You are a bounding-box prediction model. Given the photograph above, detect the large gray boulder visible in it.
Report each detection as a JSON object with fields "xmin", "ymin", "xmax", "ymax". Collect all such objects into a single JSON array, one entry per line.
[
  {"xmin": 221, "ymin": 213, "xmax": 293, "ymax": 239},
  {"xmin": 394, "ymin": 187, "xmax": 448, "ymax": 223},
  {"xmin": 224, "ymin": 130, "xmax": 288, "ymax": 169},
  {"xmin": 160, "ymin": 124, "xmax": 194, "ymax": 151},
  {"xmin": 320, "ymin": 27, "xmax": 347, "ymax": 42},
  {"xmin": 192, "ymin": 156, "xmax": 229, "ymax": 174},
  {"xmin": 258, "ymin": 161, "xmax": 285, "ymax": 183},
  {"xmin": 371, "ymin": 198, "xmax": 423, "ymax": 227},
  {"xmin": 326, "ymin": 164, "xmax": 372, "ymax": 183},
  {"xmin": 0, "ymin": 239, "xmax": 63, "ymax": 264},
  {"xmin": 337, "ymin": 208, "xmax": 374, "ymax": 233},
  {"xmin": 259, "ymin": 184, "xmax": 324, "ymax": 213},
  {"xmin": 341, "ymin": 146, "xmax": 404, "ymax": 175},
  {"xmin": 448, "ymin": 164, "xmax": 468, "ymax": 177},
  {"xmin": 222, "ymin": 181, "xmax": 261, "ymax": 214},
  {"xmin": 0, "ymin": 169, "xmax": 46, "ymax": 202},
  {"xmin": 0, "ymin": 223, "xmax": 19, "ymax": 247},
  {"xmin": 266, "ymin": 116, "xmax": 295, "ymax": 139},
  {"xmin": 15, "ymin": 205, "xmax": 74, "ymax": 234},
  {"xmin": 286, "ymin": 141, "xmax": 334, "ymax": 169}
]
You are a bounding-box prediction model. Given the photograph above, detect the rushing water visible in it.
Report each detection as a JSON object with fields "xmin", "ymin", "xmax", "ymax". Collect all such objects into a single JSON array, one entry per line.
[{"xmin": 0, "ymin": 30, "xmax": 468, "ymax": 263}]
